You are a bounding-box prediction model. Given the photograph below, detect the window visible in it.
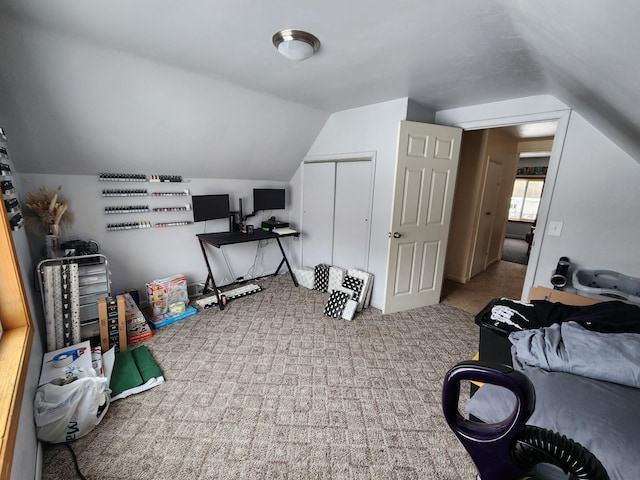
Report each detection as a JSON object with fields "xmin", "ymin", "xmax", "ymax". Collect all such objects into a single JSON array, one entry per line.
[
  {"xmin": 509, "ymin": 178, "xmax": 544, "ymax": 222},
  {"xmin": 0, "ymin": 209, "xmax": 34, "ymax": 477}
]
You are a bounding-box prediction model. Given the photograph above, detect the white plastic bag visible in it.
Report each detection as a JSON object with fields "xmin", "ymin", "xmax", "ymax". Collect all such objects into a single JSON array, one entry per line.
[{"xmin": 34, "ymin": 369, "xmax": 110, "ymax": 443}]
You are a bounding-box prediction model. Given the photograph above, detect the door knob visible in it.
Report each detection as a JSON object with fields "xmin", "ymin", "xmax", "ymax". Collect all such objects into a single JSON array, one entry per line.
[{"xmin": 393, "ymin": 232, "xmax": 402, "ymax": 238}]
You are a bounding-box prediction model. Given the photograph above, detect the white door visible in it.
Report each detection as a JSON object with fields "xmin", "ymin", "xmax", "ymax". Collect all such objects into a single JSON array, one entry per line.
[
  {"xmin": 471, "ymin": 159, "xmax": 502, "ymax": 277},
  {"xmin": 302, "ymin": 162, "xmax": 335, "ymax": 268},
  {"xmin": 333, "ymin": 161, "xmax": 372, "ymax": 270},
  {"xmin": 302, "ymin": 160, "xmax": 373, "ymax": 270},
  {"xmin": 383, "ymin": 121, "xmax": 462, "ymax": 314}
]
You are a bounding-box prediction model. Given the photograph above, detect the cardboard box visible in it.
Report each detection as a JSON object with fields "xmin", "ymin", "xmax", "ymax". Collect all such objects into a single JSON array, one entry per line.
[
  {"xmin": 98, "ymin": 295, "xmax": 127, "ymax": 353},
  {"xmin": 122, "ymin": 292, "xmax": 152, "ymax": 345},
  {"xmin": 146, "ymin": 274, "xmax": 189, "ymax": 317},
  {"xmin": 527, "ymin": 286, "xmax": 600, "ymax": 306},
  {"xmin": 39, "ymin": 340, "xmax": 93, "ymax": 386}
]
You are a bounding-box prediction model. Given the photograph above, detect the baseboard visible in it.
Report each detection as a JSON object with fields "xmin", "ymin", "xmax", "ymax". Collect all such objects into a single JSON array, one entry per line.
[{"xmin": 445, "ymin": 273, "xmax": 469, "ymax": 284}]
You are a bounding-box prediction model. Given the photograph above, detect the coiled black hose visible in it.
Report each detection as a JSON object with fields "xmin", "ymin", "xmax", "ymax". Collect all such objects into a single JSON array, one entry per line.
[{"xmin": 513, "ymin": 425, "xmax": 609, "ymax": 480}]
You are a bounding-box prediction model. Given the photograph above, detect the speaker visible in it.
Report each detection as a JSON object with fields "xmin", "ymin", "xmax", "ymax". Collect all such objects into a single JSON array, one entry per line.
[{"xmin": 550, "ymin": 256, "xmax": 570, "ymax": 289}]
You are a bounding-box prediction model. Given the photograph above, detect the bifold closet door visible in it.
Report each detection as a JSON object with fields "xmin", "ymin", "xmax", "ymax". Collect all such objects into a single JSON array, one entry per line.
[
  {"xmin": 302, "ymin": 160, "xmax": 372, "ymax": 271},
  {"xmin": 302, "ymin": 162, "xmax": 335, "ymax": 268},
  {"xmin": 333, "ymin": 161, "xmax": 371, "ymax": 271}
]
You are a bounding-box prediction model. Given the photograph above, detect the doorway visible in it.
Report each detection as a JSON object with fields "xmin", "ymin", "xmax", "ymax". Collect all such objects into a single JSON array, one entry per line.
[{"xmin": 441, "ymin": 121, "xmax": 557, "ymax": 313}]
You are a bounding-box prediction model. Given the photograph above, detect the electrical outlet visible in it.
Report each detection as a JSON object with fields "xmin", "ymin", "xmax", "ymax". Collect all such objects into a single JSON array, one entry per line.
[{"xmin": 548, "ymin": 220, "xmax": 563, "ymax": 236}]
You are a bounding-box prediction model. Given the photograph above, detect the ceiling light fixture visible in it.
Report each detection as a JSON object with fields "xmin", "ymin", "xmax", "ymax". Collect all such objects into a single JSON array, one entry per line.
[{"xmin": 272, "ymin": 29, "xmax": 320, "ymax": 61}]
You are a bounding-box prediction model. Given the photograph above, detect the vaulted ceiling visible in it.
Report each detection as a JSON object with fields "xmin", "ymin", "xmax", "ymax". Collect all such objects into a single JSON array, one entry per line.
[{"xmin": 0, "ymin": 1, "xmax": 638, "ymax": 180}]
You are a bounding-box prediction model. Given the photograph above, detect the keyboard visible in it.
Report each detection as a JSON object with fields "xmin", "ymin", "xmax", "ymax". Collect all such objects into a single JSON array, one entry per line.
[
  {"xmin": 195, "ymin": 283, "xmax": 262, "ymax": 309},
  {"xmin": 272, "ymin": 227, "xmax": 298, "ymax": 235}
]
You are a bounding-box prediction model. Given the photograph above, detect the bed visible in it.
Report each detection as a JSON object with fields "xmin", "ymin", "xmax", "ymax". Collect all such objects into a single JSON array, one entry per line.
[{"xmin": 465, "ymin": 287, "xmax": 640, "ymax": 480}]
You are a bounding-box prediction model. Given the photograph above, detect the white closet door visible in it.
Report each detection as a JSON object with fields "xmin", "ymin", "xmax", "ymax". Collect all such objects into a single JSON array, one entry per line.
[
  {"xmin": 333, "ymin": 161, "xmax": 372, "ymax": 270},
  {"xmin": 302, "ymin": 162, "xmax": 335, "ymax": 268}
]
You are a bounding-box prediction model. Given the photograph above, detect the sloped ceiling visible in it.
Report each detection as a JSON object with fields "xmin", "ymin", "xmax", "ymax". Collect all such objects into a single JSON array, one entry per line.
[{"xmin": 0, "ymin": 1, "xmax": 638, "ymax": 180}]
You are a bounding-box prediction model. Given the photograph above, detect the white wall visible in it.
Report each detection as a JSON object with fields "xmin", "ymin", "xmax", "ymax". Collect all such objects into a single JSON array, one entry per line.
[
  {"xmin": 0, "ymin": 15, "xmax": 328, "ymax": 182},
  {"xmin": 436, "ymin": 95, "xmax": 640, "ymax": 297},
  {"xmin": 17, "ymin": 174, "xmax": 293, "ymax": 300},
  {"xmin": 291, "ymin": 98, "xmax": 411, "ymax": 309},
  {"xmin": 533, "ymin": 111, "xmax": 640, "ymax": 288}
]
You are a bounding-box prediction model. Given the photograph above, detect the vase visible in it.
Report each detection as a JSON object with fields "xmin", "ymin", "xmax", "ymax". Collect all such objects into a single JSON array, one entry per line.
[{"xmin": 45, "ymin": 234, "xmax": 59, "ymax": 258}]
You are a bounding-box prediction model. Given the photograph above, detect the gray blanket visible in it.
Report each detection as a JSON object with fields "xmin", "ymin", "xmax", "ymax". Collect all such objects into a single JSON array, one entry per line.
[
  {"xmin": 465, "ymin": 356, "xmax": 640, "ymax": 480},
  {"xmin": 509, "ymin": 321, "xmax": 640, "ymax": 388}
]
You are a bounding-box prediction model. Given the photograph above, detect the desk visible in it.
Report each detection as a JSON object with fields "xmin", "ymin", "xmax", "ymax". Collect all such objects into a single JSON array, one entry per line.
[{"xmin": 196, "ymin": 229, "xmax": 299, "ymax": 310}]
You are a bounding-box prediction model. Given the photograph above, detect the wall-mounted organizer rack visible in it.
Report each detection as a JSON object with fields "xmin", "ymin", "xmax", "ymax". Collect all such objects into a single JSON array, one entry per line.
[
  {"xmin": 102, "ymin": 189, "xmax": 148, "ymax": 197},
  {"xmin": 104, "ymin": 205, "xmax": 150, "ymax": 214},
  {"xmin": 155, "ymin": 221, "xmax": 193, "ymax": 228},
  {"xmin": 100, "ymin": 173, "xmax": 193, "ymax": 231},
  {"xmin": 106, "ymin": 221, "xmax": 153, "ymax": 231},
  {"xmin": 152, "ymin": 205, "xmax": 191, "ymax": 212},
  {"xmin": 99, "ymin": 173, "xmax": 147, "ymax": 182},
  {"xmin": 151, "ymin": 190, "xmax": 190, "ymax": 196},
  {"xmin": 99, "ymin": 173, "xmax": 183, "ymax": 183},
  {"xmin": 1, "ymin": 130, "xmax": 24, "ymax": 231},
  {"xmin": 149, "ymin": 175, "xmax": 183, "ymax": 183}
]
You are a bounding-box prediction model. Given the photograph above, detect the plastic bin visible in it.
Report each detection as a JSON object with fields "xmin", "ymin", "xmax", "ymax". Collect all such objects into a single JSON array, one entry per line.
[{"xmin": 573, "ymin": 269, "xmax": 640, "ymax": 305}]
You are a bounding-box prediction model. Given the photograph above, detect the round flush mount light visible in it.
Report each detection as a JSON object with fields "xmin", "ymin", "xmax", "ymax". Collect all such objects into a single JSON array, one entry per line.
[{"xmin": 272, "ymin": 29, "xmax": 320, "ymax": 61}]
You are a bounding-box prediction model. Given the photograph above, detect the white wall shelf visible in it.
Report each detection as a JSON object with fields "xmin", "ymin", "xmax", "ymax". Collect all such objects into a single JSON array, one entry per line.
[{"xmin": 100, "ymin": 173, "xmax": 192, "ymax": 231}]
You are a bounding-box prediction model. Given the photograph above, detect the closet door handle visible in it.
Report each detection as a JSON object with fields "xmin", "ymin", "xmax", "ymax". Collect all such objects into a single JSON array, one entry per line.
[{"xmin": 393, "ymin": 232, "xmax": 402, "ymax": 238}]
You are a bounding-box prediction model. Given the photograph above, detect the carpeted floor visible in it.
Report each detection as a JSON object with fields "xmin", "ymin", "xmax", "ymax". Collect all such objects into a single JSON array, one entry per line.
[
  {"xmin": 501, "ymin": 238, "xmax": 529, "ymax": 265},
  {"xmin": 41, "ymin": 275, "xmax": 480, "ymax": 479},
  {"xmin": 441, "ymin": 261, "xmax": 527, "ymax": 315}
]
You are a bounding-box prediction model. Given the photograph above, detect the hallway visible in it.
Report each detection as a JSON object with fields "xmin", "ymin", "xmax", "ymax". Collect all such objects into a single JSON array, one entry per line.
[{"xmin": 440, "ymin": 260, "xmax": 527, "ymax": 315}]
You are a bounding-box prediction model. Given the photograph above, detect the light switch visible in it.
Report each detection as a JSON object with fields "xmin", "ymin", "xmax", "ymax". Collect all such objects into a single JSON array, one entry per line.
[{"xmin": 548, "ymin": 220, "xmax": 563, "ymax": 236}]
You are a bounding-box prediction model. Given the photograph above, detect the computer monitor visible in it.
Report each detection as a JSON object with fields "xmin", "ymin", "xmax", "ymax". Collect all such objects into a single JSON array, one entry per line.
[
  {"xmin": 253, "ymin": 188, "xmax": 285, "ymax": 211},
  {"xmin": 192, "ymin": 194, "xmax": 230, "ymax": 222}
]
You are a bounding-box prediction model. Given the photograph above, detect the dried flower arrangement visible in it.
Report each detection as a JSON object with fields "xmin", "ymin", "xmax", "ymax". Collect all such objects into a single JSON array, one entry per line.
[{"xmin": 23, "ymin": 185, "xmax": 73, "ymax": 236}]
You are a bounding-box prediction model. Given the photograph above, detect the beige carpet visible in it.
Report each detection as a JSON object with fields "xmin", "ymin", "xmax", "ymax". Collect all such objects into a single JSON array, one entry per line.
[{"xmin": 41, "ymin": 275, "xmax": 480, "ymax": 479}]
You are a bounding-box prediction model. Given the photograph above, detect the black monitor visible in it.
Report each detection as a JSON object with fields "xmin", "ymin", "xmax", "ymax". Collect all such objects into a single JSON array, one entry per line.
[
  {"xmin": 253, "ymin": 188, "xmax": 285, "ymax": 211},
  {"xmin": 192, "ymin": 194, "xmax": 230, "ymax": 222}
]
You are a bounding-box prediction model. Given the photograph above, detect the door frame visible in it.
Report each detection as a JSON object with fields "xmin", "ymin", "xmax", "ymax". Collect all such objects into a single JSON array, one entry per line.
[
  {"xmin": 301, "ymin": 151, "xmax": 377, "ymax": 271},
  {"xmin": 435, "ymin": 104, "xmax": 572, "ymax": 300}
]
